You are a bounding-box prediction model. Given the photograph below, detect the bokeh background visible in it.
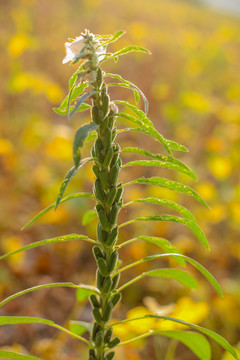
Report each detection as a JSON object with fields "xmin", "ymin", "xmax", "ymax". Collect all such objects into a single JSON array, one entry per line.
[{"xmin": 0, "ymin": 0, "xmax": 239, "ymax": 359}]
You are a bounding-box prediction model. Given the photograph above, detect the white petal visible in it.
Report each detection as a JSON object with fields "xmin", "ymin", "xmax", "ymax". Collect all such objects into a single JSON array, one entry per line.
[{"xmin": 62, "ymin": 46, "xmax": 75, "ymax": 64}]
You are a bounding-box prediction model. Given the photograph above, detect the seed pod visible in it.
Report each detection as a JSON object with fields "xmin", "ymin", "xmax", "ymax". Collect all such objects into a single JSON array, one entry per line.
[
  {"xmin": 104, "ymin": 327, "xmax": 113, "ymax": 343},
  {"xmin": 102, "ymin": 116, "xmax": 109, "ymax": 130},
  {"xmin": 95, "ymin": 138, "xmax": 103, "ymax": 159},
  {"xmin": 89, "ymin": 356, "xmax": 96, "ymax": 360},
  {"xmin": 102, "ymin": 302, "xmax": 113, "ymax": 322},
  {"xmin": 110, "ymin": 153, "xmax": 118, "ymax": 167},
  {"xmin": 96, "ymin": 203, "xmax": 104, "ymax": 214},
  {"xmin": 108, "ymin": 337, "xmax": 121, "ymax": 348},
  {"xmin": 92, "ymin": 164, "xmax": 100, "ymax": 177},
  {"xmin": 92, "ymin": 106, "xmax": 100, "ymax": 124},
  {"xmin": 96, "ymin": 68, "xmax": 102, "ymax": 86},
  {"xmin": 97, "ymin": 257, "xmax": 109, "ymax": 277},
  {"xmin": 107, "ymin": 250, "xmax": 118, "ymax": 273},
  {"xmin": 117, "ymin": 157, "xmax": 122, "ymax": 167},
  {"xmin": 106, "ymin": 227, "xmax": 118, "ymax": 247},
  {"xmin": 89, "ymin": 349, "xmax": 95, "ymax": 357},
  {"xmin": 98, "ymin": 209, "xmax": 109, "ymax": 231},
  {"xmin": 96, "ymin": 269, "xmax": 104, "ymax": 289},
  {"xmin": 112, "ymin": 129, "xmax": 117, "ymax": 141},
  {"xmin": 93, "ymin": 246, "xmax": 105, "ymax": 261},
  {"xmin": 102, "ymin": 276, "xmax": 112, "ymax": 294},
  {"xmin": 101, "ymin": 82, "xmax": 107, "ymax": 95},
  {"xmin": 109, "ymin": 203, "xmax": 119, "ymax": 226},
  {"xmin": 111, "ymin": 293, "xmax": 121, "ymax": 307},
  {"xmin": 106, "ymin": 186, "xmax": 117, "ymax": 206},
  {"xmin": 108, "ymin": 112, "xmax": 115, "ymax": 129},
  {"xmin": 109, "ymin": 163, "xmax": 119, "ymax": 186},
  {"xmin": 94, "ymin": 179, "xmax": 105, "ymax": 202},
  {"xmin": 104, "ymin": 127, "xmax": 112, "ymax": 150},
  {"xmin": 95, "ymin": 330, "xmax": 104, "ymax": 347},
  {"xmin": 93, "ymin": 308, "xmax": 102, "ymax": 325},
  {"xmin": 99, "ymin": 169, "xmax": 109, "ymax": 191},
  {"xmin": 104, "ymin": 352, "xmax": 115, "ymax": 360},
  {"xmin": 102, "ymin": 94, "xmax": 110, "ymax": 117},
  {"xmin": 103, "ymin": 147, "xmax": 114, "ymax": 168},
  {"xmin": 92, "ymin": 322, "xmax": 101, "ymax": 341},
  {"xmin": 115, "ymin": 186, "xmax": 123, "ymax": 204},
  {"xmin": 90, "ymin": 294, "xmax": 101, "ymax": 309},
  {"xmin": 97, "ymin": 223, "xmax": 108, "ymax": 243},
  {"xmin": 111, "ymin": 273, "xmax": 120, "ymax": 290}
]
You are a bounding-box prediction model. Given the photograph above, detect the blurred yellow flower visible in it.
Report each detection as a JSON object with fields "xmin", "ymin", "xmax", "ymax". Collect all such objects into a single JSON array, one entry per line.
[{"xmin": 208, "ymin": 157, "xmax": 232, "ymax": 179}]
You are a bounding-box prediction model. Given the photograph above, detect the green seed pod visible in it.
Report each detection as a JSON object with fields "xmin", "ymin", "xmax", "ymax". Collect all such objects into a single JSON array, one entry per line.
[
  {"xmin": 109, "ymin": 203, "xmax": 119, "ymax": 226},
  {"xmin": 92, "ymin": 164, "xmax": 100, "ymax": 177},
  {"xmin": 97, "ymin": 257, "xmax": 109, "ymax": 277},
  {"xmin": 106, "ymin": 186, "xmax": 117, "ymax": 206},
  {"xmin": 97, "ymin": 223, "xmax": 108, "ymax": 244},
  {"xmin": 111, "ymin": 273, "xmax": 120, "ymax": 290},
  {"xmin": 89, "ymin": 356, "xmax": 95, "ymax": 360},
  {"xmin": 93, "ymin": 245, "xmax": 105, "ymax": 261},
  {"xmin": 112, "ymin": 129, "xmax": 117, "ymax": 141},
  {"xmin": 109, "ymin": 163, "xmax": 120, "ymax": 186},
  {"xmin": 108, "ymin": 337, "xmax": 121, "ymax": 348},
  {"xmin": 104, "ymin": 352, "xmax": 115, "ymax": 360},
  {"xmin": 92, "ymin": 322, "xmax": 101, "ymax": 341},
  {"xmin": 95, "ymin": 138, "xmax": 103, "ymax": 159},
  {"xmin": 96, "ymin": 269, "xmax": 104, "ymax": 289},
  {"xmin": 89, "ymin": 349, "xmax": 95, "ymax": 357},
  {"xmin": 102, "ymin": 116, "xmax": 109, "ymax": 130},
  {"xmin": 102, "ymin": 302, "xmax": 113, "ymax": 322},
  {"xmin": 108, "ymin": 111, "xmax": 115, "ymax": 129},
  {"xmin": 90, "ymin": 294, "xmax": 101, "ymax": 309},
  {"xmin": 104, "ymin": 127, "xmax": 112, "ymax": 150},
  {"xmin": 110, "ymin": 153, "xmax": 118, "ymax": 167},
  {"xmin": 101, "ymin": 82, "xmax": 107, "ymax": 95},
  {"xmin": 103, "ymin": 147, "xmax": 114, "ymax": 168},
  {"xmin": 111, "ymin": 293, "xmax": 121, "ymax": 307},
  {"xmin": 102, "ymin": 94, "xmax": 110, "ymax": 117},
  {"xmin": 117, "ymin": 157, "xmax": 122, "ymax": 167},
  {"xmin": 115, "ymin": 186, "xmax": 123, "ymax": 204},
  {"xmin": 104, "ymin": 327, "xmax": 113, "ymax": 343},
  {"xmin": 94, "ymin": 179, "xmax": 105, "ymax": 202},
  {"xmin": 98, "ymin": 209, "xmax": 109, "ymax": 231},
  {"xmin": 92, "ymin": 105, "xmax": 100, "ymax": 124},
  {"xmin": 95, "ymin": 330, "xmax": 104, "ymax": 347},
  {"xmin": 106, "ymin": 227, "xmax": 118, "ymax": 247},
  {"xmin": 96, "ymin": 68, "xmax": 102, "ymax": 86},
  {"xmin": 96, "ymin": 203, "xmax": 104, "ymax": 214},
  {"xmin": 93, "ymin": 308, "xmax": 102, "ymax": 325},
  {"xmin": 99, "ymin": 169, "xmax": 109, "ymax": 191},
  {"xmin": 107, "ymin": 250, "xmax": 118, "ymax": 273},
  {"xmin": 102, "ymin": 276, "xmax": 112, "ymax": 294}
]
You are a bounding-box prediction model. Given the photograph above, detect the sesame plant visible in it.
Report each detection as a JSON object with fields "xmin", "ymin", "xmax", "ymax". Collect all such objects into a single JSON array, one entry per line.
[{"xmin": 0, "ymin": 30, "xmax": 238, "ymax": 360}]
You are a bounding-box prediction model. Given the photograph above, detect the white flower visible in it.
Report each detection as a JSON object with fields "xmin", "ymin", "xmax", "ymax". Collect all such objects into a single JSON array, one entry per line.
[{"xmin": 62, "ymin": 36, "xmax": 86, "ymax": 64}]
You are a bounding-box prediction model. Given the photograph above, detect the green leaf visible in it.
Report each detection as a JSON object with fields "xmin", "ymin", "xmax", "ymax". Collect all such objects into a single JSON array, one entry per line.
[
  {"xmin": 121, "ymin": 147, "xmax": 196, "ymax": 180},
  {"xmin": 118, "ymin": 253, "xmax": 222, "ymax": 298},
  {"xmin": 100, "ymin": 30, "xmax": 125, "ymax": 47},
  {"xmin": 123, "ymin": 176, "xmax": 209, "ymax": 208},
  {"xmin": 0, "ymin": 283, "xmax": 99, "ymax": 308},
  {"xmin": 69, "ymin": 90, "xmax": 96, "ymax": 120},
  {"xmin": 112, "ymin": 45, "xmax": 151, "ymax": 57},
  {"xmin": 76, "ymin": 287, "xmax": 95, "ymax": 302},
  {"xmin": 53, "ymin": 103, "xmax": 91, "ymax": 116},
  {"xmin": 122, "ymin": 160, "xmax": 196, "ymax": 179},
  {"xmin": 69, "ymin": 320, "xmax": 92, "ymax": 336},
  {"xmin": 0, "ymin": 316, "xmax": 90, "ymax": 345},
  {"xmin": 68, "ymin": 62, "xmax": 87, "ymax": 89},
  {"xmin": 118, "ymin": 235, "xmax": 185, "ymax": 266},
  {"xmin": 0, "ymin": 234, "xmax": 96, "ymax": 261},
  {"xmin": 119, "ymin": 215, "xmax": 209, "ymax": 249},
  {"xmin": 0, "ymin": 350, "xmax": 42, "ymax": 360},
  {"xmin": 55, "ymin": 82, "xmax": 88, "ymax": 112},
  {"xmin": 21, "ymin": 192, "xmax": 95, "ymax": 230},
  {"xmin": 105, "ymin": 73, "xmax": 148, "ymax": 113},
  {"xmin": 82, "ymin": 209, "xmax": 97, "ymax": 225},
  {"xmin": 167, "ymin": 139, "xmax": 188, "ymax": 152},
  {"xmin": 73, "ymin": 122, "xmax": 98, "ymax": 168},
  {"xmin": 116, "ymin": 112, "xmax": 172, "ymax": 155},
  {"xmin": 111, "ymin": 315, "xmax": 237, "ymax": 359},
  {"xmin": 122, "ymin": 197, "xmax": 196, "ymax": 222}
]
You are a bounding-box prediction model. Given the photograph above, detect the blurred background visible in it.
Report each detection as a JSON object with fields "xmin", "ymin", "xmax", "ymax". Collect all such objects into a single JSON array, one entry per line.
[{"xmin": 0, "ymin": 0, "xmax": 239, "ymax": 359}]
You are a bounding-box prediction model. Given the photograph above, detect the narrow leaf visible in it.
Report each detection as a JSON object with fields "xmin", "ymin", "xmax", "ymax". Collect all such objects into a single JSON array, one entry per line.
[
  {"xmin": 53, "ymin": 103, "xmax": 91, "ymax": 116},
  {"xmin": 0, "ymin": 283, "xmax": 99, "ymax": 308},
  {"xmin": 123, "ymin": 176, "xmax": 209, "ymax": 208},
  {"xmin": 167, "ymin": 139, "xmax": 188, "ymax": 152},
  {"xmin": 112, "ymin": 45, "xmax": 151, "ymax": 57},
  {"xmin": 82, "ymin": 209, "xmax": 97, "ymax": 225},
  {"xmin": 100, "ymin": 30, "xmax": 125, "ymax": 47},
  {"xmin": 146, "ymin": 268, "xmax": 198, "ymax": 289},
  {"xmin": 55, "ymin": 82, "xmax": 88, "ymax": 112},
  {"xmin": 73, "ymin": 122, "xmax": 98, "ymax": 168},
  {"xmin": 0, "ymin": 316, "xmax": 90, "ymax": 345},
  {"xmin": 69, "ymin": 320, "xmax": 92, "ymax": 336},
  {"xmin": 69, "ymin": 62, "xmax": 87, "ymax": 89},
  {"xmin": 111, "ymin": 315, "xmax": 237, "ymax": 359},
  {"xmin": 121, "ymin": 147, "xmax": 196, "ymax": 180},
  {"xmin": 0, "ymin": 234, "xmax": 96, "ymax": 261},
  {"xmin": 119, "ymin": 215, "xmax": 209, "ymax": 249},
  {"xmin": 0, "ymin": 350, "xmax": 41, "ymax": 360},
  {"xmin": 21, "ymin": 193, "xmax": 96, "ymax": 230},
  {"xmin": 69, "ymin": 91, "xmax": 96, "ymax": 120},
  {"xmin": 118, "ymin": 253, "xmax": 222, "ymax": 298},
  {"xmin": 122, "ymin": 197, "xmax": 196, "ymax": 223}
]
